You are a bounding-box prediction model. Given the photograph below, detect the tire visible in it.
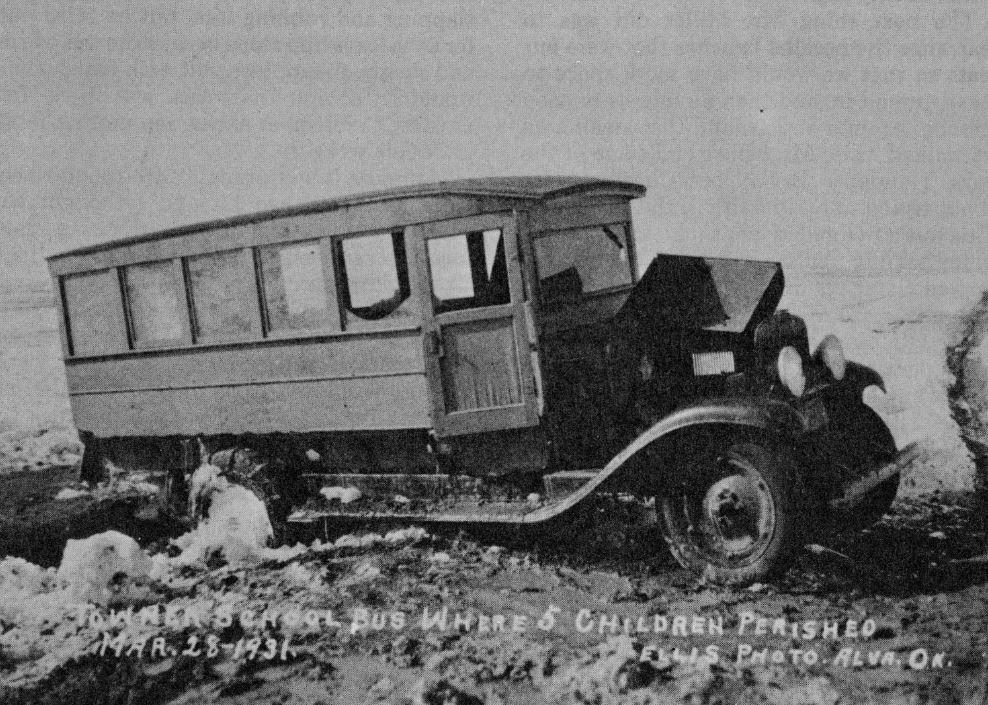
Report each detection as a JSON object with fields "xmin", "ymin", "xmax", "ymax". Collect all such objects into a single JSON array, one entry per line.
[{"xmin": 657, "ymin": 440, "xmax": 807, "ymax": 585}]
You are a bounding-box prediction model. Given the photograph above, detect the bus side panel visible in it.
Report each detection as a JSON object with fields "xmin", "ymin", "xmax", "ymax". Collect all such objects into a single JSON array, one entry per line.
[{"xmin": 65, "ymin": 332, "xmax": 431, "ymax": 436}]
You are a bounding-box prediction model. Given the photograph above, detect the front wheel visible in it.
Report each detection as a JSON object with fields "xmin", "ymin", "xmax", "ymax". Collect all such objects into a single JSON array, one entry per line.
[{"xmin": 657, "ymin": 440, "xmax": 807, "ymax": 585}]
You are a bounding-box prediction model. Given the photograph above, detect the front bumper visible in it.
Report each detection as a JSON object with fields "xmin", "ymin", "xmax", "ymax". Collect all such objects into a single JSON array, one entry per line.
[{"xmin": 827, "ymin": 442, "xmax": 918, "ymax": 511}]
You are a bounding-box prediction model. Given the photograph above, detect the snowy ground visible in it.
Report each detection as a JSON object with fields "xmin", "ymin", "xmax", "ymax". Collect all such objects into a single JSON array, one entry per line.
[{"xmin": 0, "ymin": 268, "xmax": 987, "ymax": 703}]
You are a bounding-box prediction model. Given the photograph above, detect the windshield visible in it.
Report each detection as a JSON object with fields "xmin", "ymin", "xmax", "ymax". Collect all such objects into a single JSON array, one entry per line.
[{"xmin": 534, "ymin": 223, "xmax": 633, "ymax": 301}]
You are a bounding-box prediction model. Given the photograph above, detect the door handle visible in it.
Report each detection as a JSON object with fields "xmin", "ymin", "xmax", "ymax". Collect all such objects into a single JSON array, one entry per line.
[{"xmin": 427, "ymin": 331, "xmax": 446, "ymax": 358}]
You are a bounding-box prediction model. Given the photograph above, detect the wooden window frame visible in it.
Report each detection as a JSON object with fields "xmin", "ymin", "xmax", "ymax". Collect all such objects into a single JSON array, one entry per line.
[
  {"xmin": 254, "ymin": 238, "xmax": 341, "ymax": 339},
  {"xmin": 332, "ymin": 229, "xmax": 419, "ymax": 333}
]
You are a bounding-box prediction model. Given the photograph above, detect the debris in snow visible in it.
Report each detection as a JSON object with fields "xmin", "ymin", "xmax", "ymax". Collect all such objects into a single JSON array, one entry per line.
[
  {"xmin": 482, "ymin": 545, "xmax": 504, "ymax": 564},
  {"xmin": 308, "ymin": 528, "xmax": 430, "ymax": 553},
  {"xmin": 951, "ymin": 553, "xmax": 988, "ymax": 565},
  {"xmin": 55, "ymin": 486, "xmax": 90, "ymax": 501},
  {"xmin": 0, "ymin": 426, "xmax": 83, "ymax": 474},
  {"xmin": 187, "ymin": 462, "xmax": 223, "ymax": 518},
  {"xmin": 281, "ymin": 562, "xmax": 319, "ymax": 587},
  {"xmin": 333, "ymin": 533, "xmax": 385, "ymax": 549},
  {"xmin": 929, "ymin": 531, "xmax": 947, "ymax": 540},
  {"xmin": 336, "ymin": 560, "xmax": 383, "ymax": 590},
  {"xmin": 747, "ymin": 582, "xmax": 767, "ymax": 592},
  {"xmin": 384, "ymin": 527, "xmax": 429, "ymax": 544},
  {"xmin": 305, "ymin": 448, "xmax": 321, "ymax": 462},
  {"xmin": 262, "ymin": 543, "xmax": 310, "ymax": 563},
  {"xmin": 351, "ymin": 562, "xmax": 381, "ymax": 582},
  {"xmin": 320, "ymin": 486, "xmax": 362, "ymax": 504},
  {"xmin": 57, "ymin": 530, "xmax": 152, "ymax": 605},
  {"xmin": 109, "ymin": 478, "xmax": 159, "ymax": 496},
  {"xmin": 393, "ymin": 494, "xmax": 410, "ymax": 505},
  {"xmin": 549, "ymin": 635, "xmax": 641, "ymax": 702},
  {"xmin": 805, "ymin": 543, "xmax": 852, "ymax": 561},
  {"xmin": 54, "ymin": 471, "xmax": 160, "ymax": 503},
  {"xmin": 527, "ymin": 492, "xmax": 542, "ymax": 505}
]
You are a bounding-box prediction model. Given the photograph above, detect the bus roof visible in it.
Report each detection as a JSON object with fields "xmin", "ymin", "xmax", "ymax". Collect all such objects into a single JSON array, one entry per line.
[{"xmin": 49, "ymin": 176, "xmax": 646, "ymax": 260}]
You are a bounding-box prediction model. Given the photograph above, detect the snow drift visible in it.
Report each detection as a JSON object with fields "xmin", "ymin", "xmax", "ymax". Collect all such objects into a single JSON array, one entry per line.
[{"xmin": 57, "ymin": 530, "xmax": 152, "ymax": 604}]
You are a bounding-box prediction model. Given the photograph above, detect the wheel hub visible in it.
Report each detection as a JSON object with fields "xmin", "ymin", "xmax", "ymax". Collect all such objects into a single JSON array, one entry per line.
[{"xmin": 702, "ymin": 471, "xmax": 773, "ymax": 558}]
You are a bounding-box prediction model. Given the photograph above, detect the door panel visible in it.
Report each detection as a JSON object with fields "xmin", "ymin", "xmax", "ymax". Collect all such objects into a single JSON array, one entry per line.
[
  {"xmin": 411, "ymin": 213, "xmax": 539, "ymax": 437},
  {"xmin": 439, "ymin": 311, "xmax": 522, "ymax": 412}
]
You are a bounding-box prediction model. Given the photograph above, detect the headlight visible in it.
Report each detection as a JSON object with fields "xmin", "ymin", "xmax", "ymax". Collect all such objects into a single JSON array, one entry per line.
[
  {"xmin": 814, "ymin": 334, "xmax": 846, "ymax": 381},
  {"xmin": 777, "ymin": 346, "xmax": 806, "ymax": 397}
]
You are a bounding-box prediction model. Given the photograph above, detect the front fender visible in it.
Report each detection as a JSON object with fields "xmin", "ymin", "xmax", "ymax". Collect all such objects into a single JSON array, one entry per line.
[
  {"xmin": 521, "ymin": 398, "xmax": 810, "ymax": 523},
  {"xmin": 843, "ymin": 361, "xmax": 886, "ymax": 397},
  {"xmin": 615, "ymin": 398, "xmax": 808, "ymax": 472}
]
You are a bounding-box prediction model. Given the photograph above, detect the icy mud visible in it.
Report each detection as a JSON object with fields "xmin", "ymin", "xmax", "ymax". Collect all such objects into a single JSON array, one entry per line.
[
  {"xmin": 1, "ymin": 274, "xmax": 988, "ymax": 703},
  {"xmin": 1, "ymin": 495, "xmax": 987, "ymax": 705}
]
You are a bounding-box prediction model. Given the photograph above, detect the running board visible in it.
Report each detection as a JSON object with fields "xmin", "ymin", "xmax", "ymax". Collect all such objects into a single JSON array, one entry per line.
[{"xmin": 288, "ymin": 469, "xmax": 602, "ymax": 526}]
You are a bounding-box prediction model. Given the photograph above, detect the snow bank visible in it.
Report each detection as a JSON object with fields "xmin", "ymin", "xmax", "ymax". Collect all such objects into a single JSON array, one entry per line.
[
  {"xmin": 57, "ymin": 530, "xmax": 152, "ymax": 604},
  {"xmin": 0, "ymin": 426, "xmax": 81, "ymax": 474},
  {"xmin": 173, "ymin": 465, "xmax": 273, "ymax": 566},
  {"xmin": 0, "ymin": 557, "xmax": 61, "ymax": 626}
]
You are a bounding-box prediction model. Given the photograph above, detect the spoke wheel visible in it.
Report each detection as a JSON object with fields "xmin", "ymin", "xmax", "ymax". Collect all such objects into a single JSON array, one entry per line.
[{"xmin": 658, "ymin": 441, "xmax": 805, "ymax": 585}]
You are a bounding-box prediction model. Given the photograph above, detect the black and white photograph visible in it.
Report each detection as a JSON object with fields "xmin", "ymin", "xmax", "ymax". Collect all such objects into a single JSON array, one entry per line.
[{"xmin": 1, "ymin": 2, "xmax": 987, "ymax": 702}]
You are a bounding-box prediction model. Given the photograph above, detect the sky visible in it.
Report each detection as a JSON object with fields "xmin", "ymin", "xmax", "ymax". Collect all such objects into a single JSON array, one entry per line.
[{"xmin": 1, "ymin": 0, "xmax": 986, "ymax": 289}]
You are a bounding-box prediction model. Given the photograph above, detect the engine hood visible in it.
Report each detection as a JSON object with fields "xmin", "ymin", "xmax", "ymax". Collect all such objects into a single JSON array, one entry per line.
[{"xmin": 618, "ymin": 254, "xmax": 784, "ymax": 334}]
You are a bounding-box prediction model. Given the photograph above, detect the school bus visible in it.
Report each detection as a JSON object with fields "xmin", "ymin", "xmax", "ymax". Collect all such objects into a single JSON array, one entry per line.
[{"xmin": 48, "ymin": 176, "xmax": 911, "ymax": 583}]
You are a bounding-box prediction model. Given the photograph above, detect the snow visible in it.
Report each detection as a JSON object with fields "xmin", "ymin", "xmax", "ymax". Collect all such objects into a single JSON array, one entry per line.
[
  {"xmin": 173, "ymin": 467, "xmax": 274, "ymax": 566},
  {"xmin": 55, "ymin": 474, "xmax": 160, "ymax": 502},
  {"xmin": 55, "ymin": 487, "xmax": 89, "ymax": 501},
  {"xmin": 383, "ymin": 527, "xmax": 429, "ymax": 544},
  {"xmin": 0, "ymin": 426, "xmax": 81, "ymax": 475},
  {"xmin": 320, "ymin": 485, "xmax": 362, "ymax": 504},
  {"xmin": 57, "ymin": 530, "xmax": 152, "ymax": 605}
]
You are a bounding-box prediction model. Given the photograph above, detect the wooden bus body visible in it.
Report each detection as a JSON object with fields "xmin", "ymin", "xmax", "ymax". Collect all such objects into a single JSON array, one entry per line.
[{"xmin": 49, "ymin": 177, "xmax": 671, "ymax": 477}]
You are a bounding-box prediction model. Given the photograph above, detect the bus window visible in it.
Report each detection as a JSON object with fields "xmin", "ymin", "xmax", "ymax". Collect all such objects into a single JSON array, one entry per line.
[
  {"xmin": 123, "ymin": 260, "xmax": 186, "ymax": 347},
  {"xmin": 337, "ymin": 231, "xmax": 415, "ymax": 328},
  {"xmin": 535, "ymin": 223, "xmax": 632, "ymax": 301},
  {"xmin": 186, "ymin": 250, "xmax": 256, "ymax": 341},
  {"xmin": 62, "ymin": 269, "xmax": 127, "ymax": 356},
  {"xmin": 427, "ymin": 229, "xmax": 508, "ymax": 314},
  {"xmin": 257, "ymin": 240, "xmax": 332, "ymax": 332}
]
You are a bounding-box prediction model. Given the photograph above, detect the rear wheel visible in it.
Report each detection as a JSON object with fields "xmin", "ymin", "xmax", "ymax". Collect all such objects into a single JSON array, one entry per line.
[{"xmin": 657, "ymin": 440, "xmax": 807, "ymax": 585}]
